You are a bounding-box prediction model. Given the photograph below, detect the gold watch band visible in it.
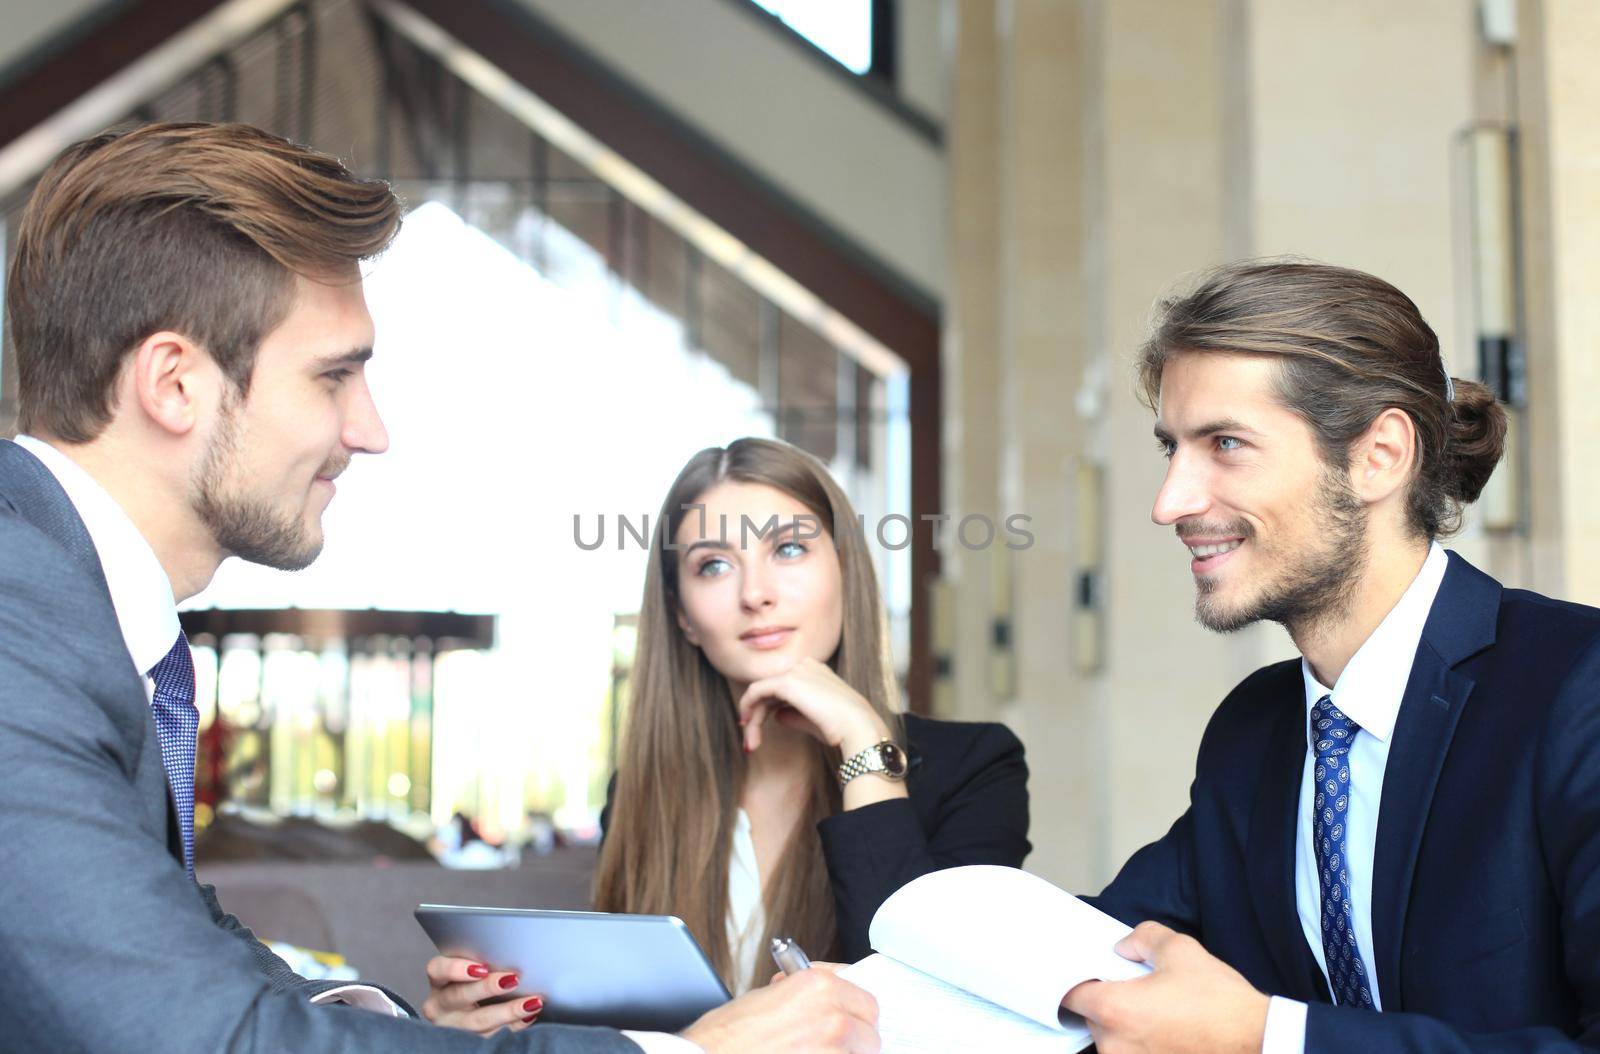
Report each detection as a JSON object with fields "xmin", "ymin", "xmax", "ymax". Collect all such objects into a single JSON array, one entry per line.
[{"xmin": 838, "ymin": 740, "xmax": 907, "ymax": 785}]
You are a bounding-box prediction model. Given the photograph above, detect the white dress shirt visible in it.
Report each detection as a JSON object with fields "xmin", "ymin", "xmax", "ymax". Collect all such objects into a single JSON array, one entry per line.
[
  {"xmin": 1261, "ymin": 542, "xmax": 1450, "ymax": 1054},
  {"xmin": 14, "ymin": 436, "xmax": 180, "ymax": 699},
  {"xmin": 726, "ymin": 809, "xmax": 768, "ymax": 996},
  {"xmin": 16, "ymin": 437, "xmax": 700, "ymax": 1049}
]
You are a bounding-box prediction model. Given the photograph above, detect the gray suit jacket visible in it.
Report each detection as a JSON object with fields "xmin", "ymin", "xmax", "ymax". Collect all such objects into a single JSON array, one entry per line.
[{"xmin": 0, "ymin": 438, "xmax": 639, "ymax": 1053}]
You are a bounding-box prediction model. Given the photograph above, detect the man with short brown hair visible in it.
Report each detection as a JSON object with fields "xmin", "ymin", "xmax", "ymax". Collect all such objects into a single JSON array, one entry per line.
[{"xmin": 0, "ymin": 122, "xmax": 878, "ymax": 1053}]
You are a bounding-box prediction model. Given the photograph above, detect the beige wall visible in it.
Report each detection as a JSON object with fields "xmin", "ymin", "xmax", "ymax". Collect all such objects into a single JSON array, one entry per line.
[
  {"xmin": 994, "ymin": 0, "xmax": 1101, "ymax": 890},
  {"xmin": 943, "ymin": 0, "xmax": 1275, "ymax": 889},
  {"xmin": 943, "ymin": 1, "xmax": 1003, "ymax": 725},
  {"xmin": 946, "ymin": 0, "xmax": 1097, "ymax": 888},
  {"xmin": 1518, "ymin": 0, "xmax": 1600, "ymax": 606},
  {"xmin": 942, "ymin": 0, "xmax": 1527, "ymax": 890},
  {"xmin": 1246, "ymin": 1, "xmax": 1484, "ymax": 573},
  {"xmin": 1096, "ymin": 0, "xmax": 1274, "ymax": 873}
]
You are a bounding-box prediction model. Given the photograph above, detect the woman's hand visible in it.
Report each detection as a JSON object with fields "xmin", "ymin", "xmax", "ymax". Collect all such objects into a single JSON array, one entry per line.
[
  {"xmin": 736, "ymin": 658, "xmax": 889, "ymax": 757},
  {"xmin": 420, "ymin": 955, "xmax": 544, "ymax": 1035}
]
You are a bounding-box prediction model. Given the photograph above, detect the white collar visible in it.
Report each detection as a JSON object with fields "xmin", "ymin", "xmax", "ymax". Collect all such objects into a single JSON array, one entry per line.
[
  {"xmin": 1301, "ymin": 542, "xmax": 1451, "ymax": 744},
  {"xmin": 14, "ymin": 435, "xmax": 181, "ymax": 678}
]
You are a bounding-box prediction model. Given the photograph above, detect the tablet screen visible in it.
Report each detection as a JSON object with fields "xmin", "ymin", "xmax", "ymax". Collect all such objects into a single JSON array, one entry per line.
[{"xmin": 416, "ymin": 904, "xmax": 731, "ymax": 1031}]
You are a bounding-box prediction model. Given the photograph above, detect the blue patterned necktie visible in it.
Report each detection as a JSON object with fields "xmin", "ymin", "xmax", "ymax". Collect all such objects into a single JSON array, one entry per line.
[
  {"xmin": 149, "ymin": 631, "xmax": 200, "ymax": 878},
  {"xmin": 1311, "ymin": 695, "xmax": 1374, "ymax": 1009}
]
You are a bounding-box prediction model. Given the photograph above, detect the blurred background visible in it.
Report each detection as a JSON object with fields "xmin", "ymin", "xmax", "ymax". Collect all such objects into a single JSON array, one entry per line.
[{"xmin": 1, "ymin": 0, "xmax": 1594, "ymax": 1008}]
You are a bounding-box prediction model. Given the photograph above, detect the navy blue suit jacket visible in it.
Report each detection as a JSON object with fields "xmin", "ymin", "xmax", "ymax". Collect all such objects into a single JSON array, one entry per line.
[{"xmin": 1089, "ymin": 553, "xmax": 1600, "ymax": 1051}]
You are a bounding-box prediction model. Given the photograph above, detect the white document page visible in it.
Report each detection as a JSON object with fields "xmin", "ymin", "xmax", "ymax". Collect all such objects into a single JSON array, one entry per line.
[
  {"xmin": 840, "ymin": 953, "xmax": 1094, "ymax": 1054},
  {"xmin": 867, "ymin": 865, "xmax": 1150, "ymax": 1032}
]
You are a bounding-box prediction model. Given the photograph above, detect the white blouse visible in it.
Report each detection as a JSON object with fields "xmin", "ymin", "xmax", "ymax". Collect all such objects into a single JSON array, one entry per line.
[{"xmin": 725, "ymin": 809, "xmax": 767, "ymax": 995}]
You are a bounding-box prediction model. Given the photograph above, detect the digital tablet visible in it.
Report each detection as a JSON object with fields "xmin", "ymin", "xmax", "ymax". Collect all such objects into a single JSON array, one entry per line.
[{"xmin": 415, "ymin": 904, "xmax": 731, "ymax": 1031}]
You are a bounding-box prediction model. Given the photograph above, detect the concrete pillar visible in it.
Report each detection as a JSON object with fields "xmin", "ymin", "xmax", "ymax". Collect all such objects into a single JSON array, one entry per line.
[
  {"xmin": 944, "ymin": 0, "xmax": 1527, "ymax": 890},
  {"xmin": 996, "ymin": 0, "xmax": 1099, "ymax": 889},
  {"xmin": 1517, "ymin": 0, "xmax": 1600, "ymax": 604},
  {"xmin": 943, "ymin": 0, "xmax": 1005, "ymax": 725},
  {"xmin": 1095, "ymin": 0, "xmax": 1271, "ymax": 871}
]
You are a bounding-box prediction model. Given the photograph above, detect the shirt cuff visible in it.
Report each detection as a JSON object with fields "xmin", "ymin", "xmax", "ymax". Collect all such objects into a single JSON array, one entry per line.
[
  {"xmin": 309, "ymin": 984, "xmax": 409, "ymax": 1017},
  {"xmin": 1261, "ymin": 996, "xmax": 1307, "ymax": 1054},
  {"xmin": 622, "ymin": 1030, "xmax": 703, "ymax": 1053}
]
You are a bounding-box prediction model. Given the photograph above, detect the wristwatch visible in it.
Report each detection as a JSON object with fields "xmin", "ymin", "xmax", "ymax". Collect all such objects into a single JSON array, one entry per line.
[{"xmin": 838, "ymin": 739, "xmax": 909, "ymax": 786}]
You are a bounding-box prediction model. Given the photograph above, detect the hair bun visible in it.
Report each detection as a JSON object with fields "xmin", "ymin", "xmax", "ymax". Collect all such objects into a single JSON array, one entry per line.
[{"xmin": 1442, "ymin": 377, "xmax": 1508, "ymax": 503}]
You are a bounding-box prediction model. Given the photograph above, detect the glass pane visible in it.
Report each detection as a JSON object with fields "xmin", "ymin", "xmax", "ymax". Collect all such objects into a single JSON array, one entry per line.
[
  {"xmin": 3, "ymin": 0, "xmax": 913, "ymax": 854},
  {"xmin": 751, "ymin": 0, "xmax": 874, "ymax": 74}
]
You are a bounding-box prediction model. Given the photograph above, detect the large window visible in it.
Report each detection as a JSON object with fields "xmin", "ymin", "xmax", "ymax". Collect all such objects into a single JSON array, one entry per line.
[
  {"xmin": 750, "ymin": 0, "xmax": 874, "ymax": 74},
  {"xmin": 0, "ymin": 0, "xmax": 912, "ymax": 852}
]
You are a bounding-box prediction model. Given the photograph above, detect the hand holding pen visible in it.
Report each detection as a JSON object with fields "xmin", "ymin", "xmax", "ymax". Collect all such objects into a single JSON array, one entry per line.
[
  {"xmin": 771, "ymin": 936, "xmax": 813, "ymax": 976},
  {"xmin": 681, "ymin": 935, "xmax": 879, "ymax": 1053}
]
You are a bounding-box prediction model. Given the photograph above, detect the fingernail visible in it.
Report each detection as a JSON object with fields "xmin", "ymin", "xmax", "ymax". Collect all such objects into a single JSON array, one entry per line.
[
  {"xmin": 499, "ymin": 974, "xmax": 520, "ymax": 990},
  {"xmin": 523, "ymin": 997, "xmax": 543, "ymax": 1013},
  {"xmin": 467, "ymin": 964, "xmax": 489, "ymax": 979},
  {"xmin": 522, "ymin": 1012, "xmax": 541, "ymax": 1024}
]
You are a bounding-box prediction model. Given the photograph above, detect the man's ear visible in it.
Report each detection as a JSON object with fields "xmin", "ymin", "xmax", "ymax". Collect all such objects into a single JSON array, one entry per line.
[
  {"xmin": 127, "ymin": 331, "xmax": 214, "ymax": 437},
  {"xmin": 1350, "ymin": 407, "xmax": 1417, "ymax": 504},
  {"xmin": 675, "ymin": 606, "xmax": 702, "ymax": 647}
]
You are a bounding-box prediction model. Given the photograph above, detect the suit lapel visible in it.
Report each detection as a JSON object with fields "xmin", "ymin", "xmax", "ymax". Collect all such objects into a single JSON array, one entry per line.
[
  {"xmin": 0, "ymin": 439, "xmax": 112, "ymax": 594},
  {"xmin": 1246, "ymin": 666, "xmax": 1327, "ymax": 1001},
  {"xmin": 1369, "ymin": 552, "xmax": 1499, "ymax": 1011},
  {"xmin": 0, "ymin": 439, "xmax": 187, "ymax": 872}
]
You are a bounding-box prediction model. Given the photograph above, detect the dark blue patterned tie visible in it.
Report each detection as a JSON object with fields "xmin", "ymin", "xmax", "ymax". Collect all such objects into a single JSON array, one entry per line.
[
  {"xmin": 1311, "ymin": 695, "xmax": 1374, "ymax": 1008},
  {"xmin": 149, "ymin": 631, "xmax": 200, "ymax": 878}
]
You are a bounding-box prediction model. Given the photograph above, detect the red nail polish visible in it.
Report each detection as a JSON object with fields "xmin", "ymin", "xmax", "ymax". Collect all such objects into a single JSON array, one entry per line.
[
  {"xmin": 523, "ymin": 997, "xmax": 543, "ymax": 1013},
  {"xmin": 499, "ymin": 974, "xmax": 519, "ymax": 990},
  {"xmin": 467, "ymin": 964, "xmax": 489, "ymax": 979},
  {"xmin": 522, "ymin": 1013, "xmax": 541, "ymax": 1024}
]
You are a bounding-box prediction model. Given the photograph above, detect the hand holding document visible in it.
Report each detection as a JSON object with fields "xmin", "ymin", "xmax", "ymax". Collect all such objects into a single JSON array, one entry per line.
[{"xmin": 839, "ymin": 865, "xmax": 1150, "ymax": 1053}]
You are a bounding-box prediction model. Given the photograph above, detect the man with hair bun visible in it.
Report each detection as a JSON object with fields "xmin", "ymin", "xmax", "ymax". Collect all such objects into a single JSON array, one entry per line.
[
  {"xmin": 0, "ymin": 122, "xmax": 878, "ymax": 1053},
  {"xmin": 1063, "ymin": 262, "xmax": 1600, "ymax": 1052}
]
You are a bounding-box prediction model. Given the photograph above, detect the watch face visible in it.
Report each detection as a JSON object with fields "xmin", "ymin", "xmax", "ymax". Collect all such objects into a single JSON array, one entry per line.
[{"xmin": 878, "ymin": 742, "xmax": 908, "ymax": 778}]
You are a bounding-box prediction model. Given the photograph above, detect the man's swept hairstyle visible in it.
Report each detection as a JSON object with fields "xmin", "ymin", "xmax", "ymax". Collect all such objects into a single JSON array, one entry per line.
[
  {"xmin": 1137, "ymin": 261, "xmax": 1508, "ymax": 538},
  {"xmin": 7, "ymin": 121, "xmax": 402, "ymax": 442}
]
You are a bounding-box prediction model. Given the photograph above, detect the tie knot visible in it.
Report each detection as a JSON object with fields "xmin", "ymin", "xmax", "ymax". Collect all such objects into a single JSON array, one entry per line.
[
  {"xmin": 149, "ymin": 630, "xmax": 195, "ymax": 705},
  {"xmin": 1310, "ymin": 695, "xmax": 1360, "ymax": 757}
]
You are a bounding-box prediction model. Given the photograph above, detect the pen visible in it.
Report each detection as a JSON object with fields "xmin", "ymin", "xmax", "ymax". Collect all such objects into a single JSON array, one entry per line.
[{"xmin": 770, "ymin": 936, "xmax": 812, "ymax": 976}]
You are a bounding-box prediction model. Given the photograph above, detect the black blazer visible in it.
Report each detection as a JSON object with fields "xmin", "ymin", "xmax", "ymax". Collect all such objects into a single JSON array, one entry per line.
[
  {"xmin": 602, "ymin": 712, "xmax": 1031, "ymax": 962},
  {"xmin": 1088, "ymin": 552, "xmax": 1600, "ymax": 1052}
]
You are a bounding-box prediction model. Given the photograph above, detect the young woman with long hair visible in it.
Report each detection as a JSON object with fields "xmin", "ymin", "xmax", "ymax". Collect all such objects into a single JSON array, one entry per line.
[{"xmin": 423, "ymin": 438, "xmax": 1029, "ymax": 1032}]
